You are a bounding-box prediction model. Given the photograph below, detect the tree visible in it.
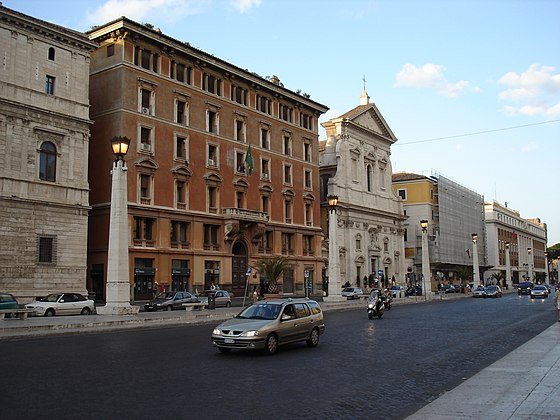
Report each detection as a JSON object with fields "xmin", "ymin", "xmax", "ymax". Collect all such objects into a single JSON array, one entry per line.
[
  {"xmin": 454, "ymin": 266, "xmax": 472, "ymax": 285},
  {"xmin": 490, "ymin": 271, "xmax": 505, "ymax": 286},
  {"xmin": 256, "ymin": 256, "xmax": 289, "ymax": 294}
]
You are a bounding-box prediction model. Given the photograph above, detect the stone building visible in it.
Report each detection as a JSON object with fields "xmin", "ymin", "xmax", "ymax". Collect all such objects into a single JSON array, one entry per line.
[
  {"xmin": 392, "ymin": 171, "xmax": 487, "ymax": 289},
  {"xmin": 0, "ymin": 5, "xmax": 97, "ymax": 301},
  {"xmin": 86, "ymin": 18, "xmax": 328, "ymax": 301},
  {"xmin": 484, "ymin": 201, "xmax": 547, "ymax": 285},
  {"xmin": 319, "ymin": 90, "xmax": 406, "ymax": 289}
]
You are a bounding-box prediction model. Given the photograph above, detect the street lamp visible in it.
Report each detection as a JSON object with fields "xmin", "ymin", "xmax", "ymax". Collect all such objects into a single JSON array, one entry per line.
[
  {"xmin": 544, "ymin": 252, "xmax": 549, "ymax": 283},
  {"xmin": 420, "ymin": 220, "xmax": 431, "ymax": 300},
  {"xmin": 472, "ymin": 233, "xmax": 480, "ymax": 286},
  {"xmin": 97, "ymin": 136, "xmax": 139, "ymax": 315},
  {"xmin": 505, "ymin": 241, "xmax": 511, "ymax": 289},
  {"xmin": 527, "ymin": 248, "xmax": 533, "ymax": 282},
  {"xmin": 324, "ymin": 195, "xmax": 344, "ymax": 302}
]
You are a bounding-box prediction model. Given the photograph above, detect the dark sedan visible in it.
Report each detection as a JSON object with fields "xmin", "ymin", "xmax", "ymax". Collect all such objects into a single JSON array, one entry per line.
[
  {"xmin": 485, "ymin": 285, "xmax": 502, "ymax": 298},
  {"xmin": 144, "ymin": 291, "xmax": 199, "ymax": 311}
]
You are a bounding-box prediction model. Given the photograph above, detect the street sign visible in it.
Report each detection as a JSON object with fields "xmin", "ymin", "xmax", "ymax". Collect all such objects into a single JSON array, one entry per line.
[
  {"xmin": 304, "ymin": 270, "xmax": 309, "ymax": 278},
  {"xmin": 245, "ymin": 267, "xmax": 252, "ymax": 276},
  {"xmin": 378, "ymin": 269, "xmax": 383, "ymax": 276}
]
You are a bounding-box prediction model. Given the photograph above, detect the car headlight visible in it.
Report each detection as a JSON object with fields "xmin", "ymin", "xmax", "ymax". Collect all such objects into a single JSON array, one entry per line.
[
  {"xmin": 212, "ymin": 328, "xmax": 221, "ymax": 335},
  {"xmin": 240, "ymin": 330, "xmax": 260, "ymax": 337}
]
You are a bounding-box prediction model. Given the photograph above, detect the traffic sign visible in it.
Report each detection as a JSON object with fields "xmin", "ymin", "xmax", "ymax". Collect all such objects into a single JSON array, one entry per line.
[
  {"xmin": 304, "ymin": 270, "xmax": 309, "ymax": 278},
  {"xmin": 378, "ymin": 269, "xmax": 384, "ymax": 276}
]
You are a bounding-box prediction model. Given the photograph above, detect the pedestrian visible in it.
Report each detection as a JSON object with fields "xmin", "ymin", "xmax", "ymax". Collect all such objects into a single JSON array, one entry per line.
[
  {"xmin": 251, "ymin": 286, "xmax": 258, "ymax": 304},
  {"xmin": 554, "ymin": 287, "xmax": 560, "ymax": 322},
  {"xmin": 210, "ymin": 282, "xmax": 216, "ymax": 291}
]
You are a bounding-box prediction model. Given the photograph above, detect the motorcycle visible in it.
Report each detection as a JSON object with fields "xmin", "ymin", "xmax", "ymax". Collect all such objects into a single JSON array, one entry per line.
[{"xmin": 366, "ymin": 290, "xmax": 385, "ymax": 319}]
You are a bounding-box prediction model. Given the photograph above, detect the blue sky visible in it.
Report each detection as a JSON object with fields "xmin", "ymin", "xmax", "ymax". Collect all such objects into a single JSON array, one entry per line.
[{"xmin": 7, "ymin": 0, "xmax": 560, "ymax": 245}]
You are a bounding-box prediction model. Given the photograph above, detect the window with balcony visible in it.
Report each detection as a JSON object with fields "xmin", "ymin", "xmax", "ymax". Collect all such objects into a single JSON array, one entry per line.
[
  {"xmin": 133, "ymin": 217, "xmax": 155, "ymax": 247},
  {"xmin": 139, "ymin": 126, "xmax": 152, "ymax": 153},
  {"xmin": 259, "ymin": 230, "xmax": 273, "ymax": 254},
  {"xmin": 208, "ymin": 186, "xmax": 218, "ymax": 213},
  {"xmin": 261, "ymin": 158, "xmax": 270, "ymax": 180},
  {"xmin": 175, "ymin": 180, "xmax": 187, "ymax": 209},
  {"xmin": 235, "ymin": 191, "xmax": 245, "ymax": 208},
  {"xmin": 139, "ymin": 173, "xmax": 152, "ymax": 205}
]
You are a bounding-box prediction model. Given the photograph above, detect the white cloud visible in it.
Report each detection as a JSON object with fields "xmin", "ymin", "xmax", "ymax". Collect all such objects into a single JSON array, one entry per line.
[
  {"xmin": 394, "ymin": 63, "xmax": 479, "ymax": 98},
  {"xmin": 521, "ymin": 142, "xmax": 538, "ymax": 153},
  {"xmin": 498, "ymin": 63, "xmax": 560, "ymax": 117},
  {"xmin": 85, "ymin": 0, "xmax": 205, "ymax": 26},
  {"xmin": 230, "ymin": 0, "xmax": 262, "ymax": 13}
]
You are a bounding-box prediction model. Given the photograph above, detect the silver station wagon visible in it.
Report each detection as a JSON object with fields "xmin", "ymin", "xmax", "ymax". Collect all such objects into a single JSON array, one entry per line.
[{"xmin": 212, "ymin": 298, "xmax": 325, "ymax": 355}]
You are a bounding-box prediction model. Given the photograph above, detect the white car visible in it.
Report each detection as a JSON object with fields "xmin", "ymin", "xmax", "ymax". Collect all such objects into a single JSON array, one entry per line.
[
  {"xmin": 26, "ymin": 293, "xmax": 95, "ymax": 317},
  {"xmin": 389, "ymin": 285, "xmax": 405, "ymax": 298},
  {"xmin": 341, "ymin": 287, "xmax": 364, "ymax": 300}
]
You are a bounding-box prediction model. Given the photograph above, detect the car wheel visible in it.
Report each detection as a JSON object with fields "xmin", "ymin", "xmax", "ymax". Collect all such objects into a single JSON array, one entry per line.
[
  {"xmin": 306, "ymin": 328, "xmax": 320, "ymax": 347},
  {"xmin": 45, "ymin": 308, "xmax": 55, "ymax": 317},
  {"xmin": 225, "ymin": 301, "xmax": 231, "ymax": 308},
  {"xmin": 263, "ymin": 334, "xmax": 278, "ymax": 355},
  {"xmin": 81, "ymin": 307, "xmax": 91, "ymax": 315},
  {"xmin": 218, "ymin": 347, "xmax": 231, "ymax": 354},
  {"xmin": 166, "ymin": 305, "xmax": 173, "ymax": 311}
]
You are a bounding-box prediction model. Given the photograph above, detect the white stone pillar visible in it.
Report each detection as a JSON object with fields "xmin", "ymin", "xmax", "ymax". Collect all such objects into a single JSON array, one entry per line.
[
  {"xmin": 324, "ymin": 204, "xmax": 345, "ymax": 302},
  {"xmin": 473, "ymin": 236, "xmax": 480, "ymax": 286},
  {"xmin": 528, "ymin": 248, "xmax": 533, "ymax": 282},
  {"xmin": 421, "ymin": 226, "xmax": 432, "ymax": 300},
  {"xmin": 97, "ymin": 158, "xmax": 139, "ymax": 315},
  {"xmin": 505, "ymin": 242, "xmax": 511, "ymax": 288}
]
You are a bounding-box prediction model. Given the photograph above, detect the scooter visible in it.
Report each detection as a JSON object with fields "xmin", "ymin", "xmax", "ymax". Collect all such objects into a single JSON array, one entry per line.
[{"xmin": 367, "ymin": 291, "xmax": 385, "ymax": 319}]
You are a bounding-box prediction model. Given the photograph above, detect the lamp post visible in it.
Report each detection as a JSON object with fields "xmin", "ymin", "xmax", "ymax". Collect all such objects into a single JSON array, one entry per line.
[
  {"xmin": 472, "ymin": 233, "xmax": 480, "ymax": 286},
  {"xmin": 544, "ymin": 251, "xmax": 549, "ymax": 283},
  {"xmin": 505, "ymin": 241, "xmax": 511, "ymax": 289},
  {"xmin": 527, "ymin": 248, "xmax": 533, "ymax": 282},
  {"xmin": 324, "ymin": 195, "xmax": 344, "ymax": 302},
  {"xmin": 420, "ymin": 220, "xmax": 432, "ymax": 300},
  {"xmin": 97, "ymin": 136, "xmax": 139, "ymax": 315}
]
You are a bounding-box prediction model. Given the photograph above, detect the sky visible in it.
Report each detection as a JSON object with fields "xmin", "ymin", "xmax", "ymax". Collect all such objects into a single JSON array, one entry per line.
[{"xmin": 6, "ymin": 0, "xmax": 560, "ymax": 245}]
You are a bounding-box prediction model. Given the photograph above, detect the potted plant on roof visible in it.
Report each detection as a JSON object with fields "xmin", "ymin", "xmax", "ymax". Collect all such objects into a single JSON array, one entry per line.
[{"xmin": 256, "ymin": 255, "xmax": 289, "ymax": 299}]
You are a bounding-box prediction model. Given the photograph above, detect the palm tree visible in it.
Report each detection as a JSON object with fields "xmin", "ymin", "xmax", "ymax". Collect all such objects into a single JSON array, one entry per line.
[
  {"xmin": 490, "ymin": 271, "xmax": 506, "ymax": 287},
  {"xmin": 454, "ymin": 266, "xmax": 472, "ymax": 286},
  {"xmin": 256, "ymin": 256, "xmax": 289, "ymax": 294}
]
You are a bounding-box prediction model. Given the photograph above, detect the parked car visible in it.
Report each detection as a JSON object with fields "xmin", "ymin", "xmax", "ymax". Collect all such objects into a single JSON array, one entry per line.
[
  {"xmin": 197, "ymin": 290, "xmax": 232, "ymax": 308},
  {"xmin": 144, "ymin": 291, "xmax": 199, "ymax": 312},
  {"xmin": 25, "ymin": 293, "xmax": 95, "ymax": 317},
  {"xmin": 518, "ymin": 281, "xmax": 534, "ymax": 295},
  {"xmin": 341, "ymin": 287, "xmax": 364, "ymax": 300},
  {"xmin": 0, "ymin": 292, "xmax": 19, "ymax": 310},
  {"xmin": 211, "ymin": 298, "xmax": 325, "ymax": 355},
  {"xmin": 389, "ymin": 285, "xmax": 405, "ymax": 298},
  {"xmin": 473, "ymin": 286, "xmax": 486, "ymax": 298},
  {"xmin": 485, "ymin": 285, "xmax": 502, "ymax": 298},
  {"xmin": 405, "ymin": 286, "xmax": 422, "ymax": 296},
  {"xmin": 530, "ymin": 285, "xmax": 549, "ymax": 299}
]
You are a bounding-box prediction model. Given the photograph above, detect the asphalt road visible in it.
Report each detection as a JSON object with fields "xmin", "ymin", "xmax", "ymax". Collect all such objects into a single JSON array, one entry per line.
[{"xmin": 0, "ymin": 293, "xmax": 556, "ymax": 420}]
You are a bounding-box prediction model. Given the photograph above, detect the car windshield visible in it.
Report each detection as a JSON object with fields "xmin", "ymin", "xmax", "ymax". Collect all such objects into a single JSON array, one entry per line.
[
  {"xmin": 342, "ymin": 288, "xmax": 353, "ymax": 293},
  {"xmin": 487, "ymin": 286, "xmax": 496, "ymax": 290},
  {"xmin": 237, "ymin": 303, "xmax": 281, "ymax": 320},
  {"xmin": 40, "ymin": 294, "xmax": 62, "ymax": 302},
  {"xmin": 534, "ymin": 286, "xmax": 546, "ymax": 290},
  {"xmin": 162, "ymin": 292, "xmax": 176, "ymax": 299}
]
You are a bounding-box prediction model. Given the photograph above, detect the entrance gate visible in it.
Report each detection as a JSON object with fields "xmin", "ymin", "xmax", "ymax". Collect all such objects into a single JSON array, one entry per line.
[{"xmin": 232, "ymin": 242, "xmax": 248, "ymax": 297}]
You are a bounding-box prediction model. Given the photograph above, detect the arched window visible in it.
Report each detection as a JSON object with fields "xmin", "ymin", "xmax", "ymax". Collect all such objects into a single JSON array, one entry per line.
[
  {"xmin": 366, "ymin": 164, "xmax": 373, "ymax": 192},
  {"xmin": 39, "ymin": 141, "xmax": 57, "ymax": 182},
  {"xmin": 48, "ymin": 47, "xmax": 55, "ymax": 61}
]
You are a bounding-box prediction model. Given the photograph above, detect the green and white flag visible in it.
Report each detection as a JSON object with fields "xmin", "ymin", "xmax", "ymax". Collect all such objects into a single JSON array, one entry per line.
[{"xmin": 245, "ymin": 144, "xmax": 254, "ymax": 175}]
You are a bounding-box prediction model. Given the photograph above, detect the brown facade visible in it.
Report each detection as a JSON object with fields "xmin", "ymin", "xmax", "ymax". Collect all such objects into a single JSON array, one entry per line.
[{"xmin": 86, "ymin": 18, "xmax": 328, "ymax": 301}]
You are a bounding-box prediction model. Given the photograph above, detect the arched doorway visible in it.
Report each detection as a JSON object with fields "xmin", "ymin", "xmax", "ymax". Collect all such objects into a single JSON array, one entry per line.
[{"xmin": 231, "ymin": 241, "xmax": 248, "ymax": 297}]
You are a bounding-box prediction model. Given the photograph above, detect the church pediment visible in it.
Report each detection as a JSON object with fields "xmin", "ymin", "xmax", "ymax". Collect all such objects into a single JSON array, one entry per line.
[{"xmin": 340, "ymin": 103, "xmax": 396, "ymax": 142}]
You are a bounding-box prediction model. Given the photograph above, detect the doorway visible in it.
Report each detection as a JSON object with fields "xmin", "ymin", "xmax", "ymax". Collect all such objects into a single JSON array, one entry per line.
[{"xmin": 232, "ymin": 241, "xmax": 248, "ymax": 297}]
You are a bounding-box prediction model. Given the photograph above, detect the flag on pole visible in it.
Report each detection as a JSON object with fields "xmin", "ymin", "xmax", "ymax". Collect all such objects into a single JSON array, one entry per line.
[
  {"xmin": 244, "ymin": 144, "xmax": 254, "ymax": 175},
  {"xmin": 466, "ymin": 248, "xmax": 471, "ymax": 258}
]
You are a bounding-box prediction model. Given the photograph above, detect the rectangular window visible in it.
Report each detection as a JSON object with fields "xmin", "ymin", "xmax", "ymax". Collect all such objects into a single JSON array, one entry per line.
[
  {"xmin": 140, "ymin": 174, "xmax": 151, "ymax": 204},
  {"xmin": 303, "ymin": 235, "xmax": 313, "ymax": 256},
  {"xmin": 38, "ymin": 236, "xmax": 55, "ymax": 263},
  {"xmin": 176, "ymin": 63, "xmax": 185, "ymax": 82},
  {"xmin": 204, "ymin": 74, "xmax": 222, "ymax": 95},
  {"xmin": 45, "ymin": 75, "xmax": 55, "ymax": 95},
  {"xmin": 282, "ymin": 233, "xmax": 294, "ymax": 255},
  {"xmin": 171, "ymin": 221, "xmax": 188, "ymax": 244},
  {"xmin": 283, "ymin": 136, "xmax": 291, "ymax": 156},
  {"xmin": 398, "ymin": 189, "xmax": 407, "ymax": 200},
  {"xmin": 260, "ymin": 127, "xmax": 269, "ymax": 149},
  {"xmin": 207, "ymin": 110, "xmax": 218, "ymax": 134},
  {"xmin": 141, "ymin": 89, "xmax": 151, "ymax": 112},
  {"xmin": 134, "ymin": 217, "xmax": 155, "ymax": 246},
  {"xmin": 204, "ymin": 224, "xmax": 220, "ymax": 248},
  {"xmin": 304, "ymin": 170, "xmax": 312, "ymax": 189},
  {"xmin": 284, "ymin": 164, "xmax": 292, "ymax": 185},
  {"xmin": 107, "ymin": 44, "xmax": 114, "ymax": 57},
  {"xmin": 141, "ymin": 49, "xmax": 151, "ymax": 69},
  {"xmin": 208, "ymin": 186, "xmax": 218, "ymax": 213},
  {"xmin": 207, "ymin": 144, "xmax": 217, "ymax": 166},
  {"xmin": 176, "ymin": 181, "xmax": 186, "ymax": 209},
  {"xmin": 284, "ymin": 200, "xmax": 292, "ymax": 224},
  {"xmin": 305, "ymin": 203, "xmax": 312, "ymax": 226},
  {"xmin": 140, "ymin": 127, "xmax": 151, "ymax": 152},
  {"xmin": 261, "ymin": 158, "xmax": 270, "ymax": 180},
  {"xmin": 261, "ymin": 195, "xmax": 270, "ymax": 214},
  {"xmin": 260, "ymin": 230, "xmax": 273, "ymax": 254},
  {"xmin": 235, "ymin": 120, "xmax": 245, "ymax": 142},
  {"xmin": 175, "ymin": 136, "xmax": 187, "ymax": 160},
  {"xmin": 176, "ymin": 100, "xmax": 186, "ymax": 125},
  {"xmin": 236, "ymin": 191, "xmax": 245, "ymax": 208},
  {"xmin": 304, "ymin": 142, "xmax": 311, "ymax": 162},
  {"xmin": 236, "ymin": 151, "xmax": 246, "ymax": 173}
]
